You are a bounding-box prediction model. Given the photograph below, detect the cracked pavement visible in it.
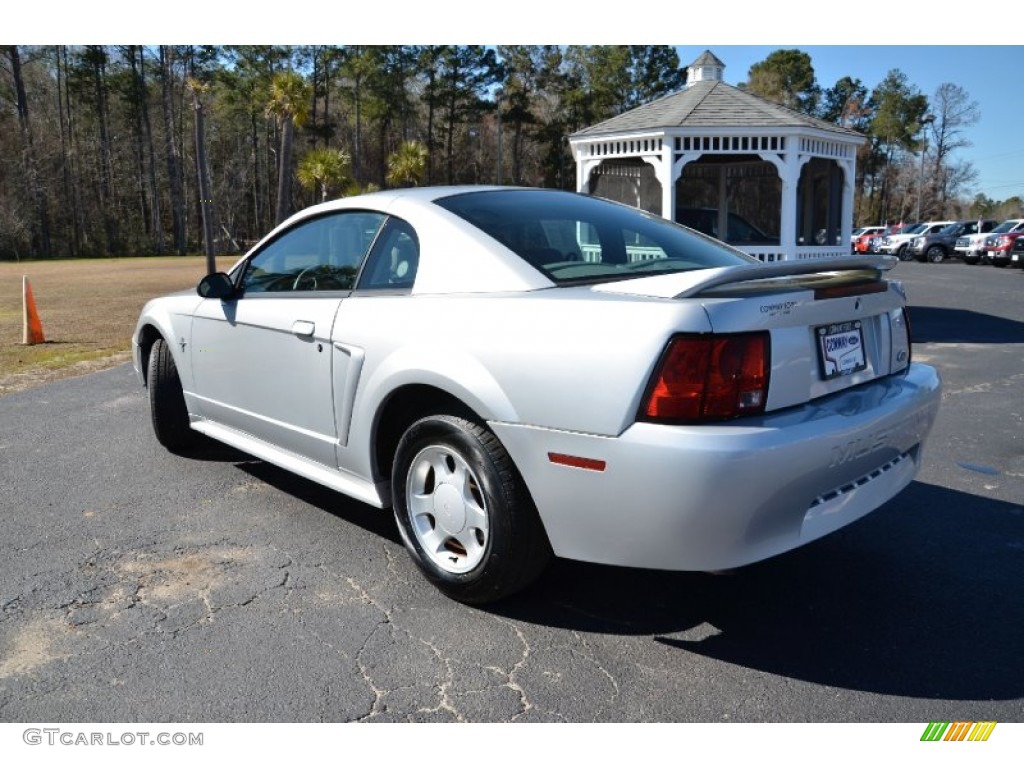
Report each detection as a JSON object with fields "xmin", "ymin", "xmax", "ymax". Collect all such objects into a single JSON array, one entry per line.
[{"xmin": 1, "ymin": 263, "xmax": 1022, "ymax": 722}]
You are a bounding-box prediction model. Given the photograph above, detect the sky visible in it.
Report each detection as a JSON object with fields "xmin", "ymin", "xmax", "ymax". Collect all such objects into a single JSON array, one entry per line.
[{"xmin": 9, "ymin": 2, "xmax": 1024, "ymax": 203}]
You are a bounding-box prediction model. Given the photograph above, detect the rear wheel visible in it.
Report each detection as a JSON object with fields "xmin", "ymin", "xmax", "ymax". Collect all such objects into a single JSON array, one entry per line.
[
  {"xmin": 391, "ymin": 414, "xmax": 551, "ymax": 604},
  {"xmin": 147, "ymin": 338, "xmax": 197, "ymax": 451},
  {"xmin": 926, "ymin": 245, "xmax": 946, "ymax": 263}
]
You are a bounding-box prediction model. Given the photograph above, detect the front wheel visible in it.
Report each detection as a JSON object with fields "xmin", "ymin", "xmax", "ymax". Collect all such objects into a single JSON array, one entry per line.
[
  {"xmin": 391, "ymin": 414, "xmax": 551, "ymax": 604},
  {"xmin": 147, "ymin": 337, "xmax": 197, "ymax": 451},
  {"xmin": 896, "ymin": 245, "xmax": 911, "ymax": 261},
  {"xmin": 926, "ymin": 245, "xmax": 946, "ymax": 263}
]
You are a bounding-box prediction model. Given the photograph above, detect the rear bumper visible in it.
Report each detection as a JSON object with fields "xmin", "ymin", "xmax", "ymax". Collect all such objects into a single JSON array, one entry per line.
[{"xmin": 492, "ymin": 363, "xmax": 941, "ymax": 571}]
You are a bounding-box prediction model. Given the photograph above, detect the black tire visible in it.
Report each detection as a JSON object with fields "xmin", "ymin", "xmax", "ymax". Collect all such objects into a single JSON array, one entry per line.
[
  {"xmin": 147, "ymin": 337, "xmax": 197, "ymax": 451},
  {"xmin": 926, "ymin": 245, "xmax": 946, "ymax": 264},
  {"xmin": 391, "ymin": 414, "xmax": 551, "ymax": 604},
  {"xmin": 963, "ymin": 254, "xmax": 979, "ymax": 265}
]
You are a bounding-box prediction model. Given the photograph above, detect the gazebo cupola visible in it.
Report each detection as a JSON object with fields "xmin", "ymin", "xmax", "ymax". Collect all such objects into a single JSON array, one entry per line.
[{"xmin": 569, "ymin": 50, "xmax": 867, "ymax": 262}]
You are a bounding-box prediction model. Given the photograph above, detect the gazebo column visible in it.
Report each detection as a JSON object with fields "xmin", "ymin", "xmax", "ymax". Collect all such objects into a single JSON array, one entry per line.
[
  {"xmin": 840, "ymin": 157, "xmax": 856, "ymax": 251},
  {"xmin": 575, "ymin": 152, "xmax": 602, "ymax": 195},
  {"xmin": 659, "ymin": 137, "xmax": 676, "ymax": 220},
  {"xmin": 778, "ymin": 143, "xmax": 801, "ymax": 261}
]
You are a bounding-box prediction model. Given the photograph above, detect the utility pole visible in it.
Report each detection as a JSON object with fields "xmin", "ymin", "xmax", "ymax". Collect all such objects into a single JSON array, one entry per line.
[
  {"xmin": 915, "ymin": 114, "xmax": 935, "ymax": 222},
  {"xmin": 190, "ymin": 79, "xmax": 217, "ymax": 275}
]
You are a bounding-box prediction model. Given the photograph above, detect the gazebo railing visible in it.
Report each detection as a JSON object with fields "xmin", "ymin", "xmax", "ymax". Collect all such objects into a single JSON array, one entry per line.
[
  {"xmin": 739, "ymin": 246, "xmax": 850, "ymax": 262},
  {"xmin": 577, "ymin": 244, "xmax": 851, "ymax": 264},
  {"xmin": 792, "ymin": 246, "xmax": 850, "ymax": 261},
  {"xmin": 579, "ymin": 245, "xmax": 668, "ymax": 263}
]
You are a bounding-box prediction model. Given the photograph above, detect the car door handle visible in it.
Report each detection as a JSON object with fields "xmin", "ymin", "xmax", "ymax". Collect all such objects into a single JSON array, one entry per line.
[{"xmin": 291, "ymin": 320, "xmax": 316, "ymax": 337}]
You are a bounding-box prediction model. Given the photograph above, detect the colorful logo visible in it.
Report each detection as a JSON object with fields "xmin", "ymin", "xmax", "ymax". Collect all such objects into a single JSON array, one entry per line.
[{"xmin": 921, "ymin": 722, "xmax": 997, "ymax": 742}]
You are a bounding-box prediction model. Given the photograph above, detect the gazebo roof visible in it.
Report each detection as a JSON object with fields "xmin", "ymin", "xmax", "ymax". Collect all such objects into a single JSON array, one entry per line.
[{"xmin": 571, "ymin": 51, "xmax": 863, "ymax": 140}]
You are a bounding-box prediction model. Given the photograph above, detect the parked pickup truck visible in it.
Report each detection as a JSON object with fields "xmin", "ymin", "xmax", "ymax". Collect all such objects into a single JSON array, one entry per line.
[
  {"xmin": 957, "ymin": 219, "xmax": 1024, "ymax": 264},
  {"xmin": 878, "ymin": 221, "xmax": 954, "ymax": 260},
  {"xmin": 981, "ymin": 231, "xmax": 1024, "ymax": 267},
  {"xmin": 1011, "ymin": 235, "xmax": 1024, "ymax": 268},
  {"xmin": 908, "ymin": 219, "xmax": 997, "ymax": 263}
]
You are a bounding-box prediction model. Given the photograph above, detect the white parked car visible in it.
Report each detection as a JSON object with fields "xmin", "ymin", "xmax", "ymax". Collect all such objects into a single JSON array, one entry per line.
[{"xmin": 133, "ymin": 187, "xmax": 941, "ymax": 603}]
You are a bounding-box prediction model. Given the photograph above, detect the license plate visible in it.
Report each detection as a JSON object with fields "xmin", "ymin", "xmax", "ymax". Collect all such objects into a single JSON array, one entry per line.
[{"xmin": 817, "ymin": 321, "xmax": 866, "ymax": 379}]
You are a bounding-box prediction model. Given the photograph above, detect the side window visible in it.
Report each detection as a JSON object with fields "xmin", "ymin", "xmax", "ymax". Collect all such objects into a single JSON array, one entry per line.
[
  {"xmin": 357, "ymin": 217, "xmax": 420, "ymax": 290},
  {"xmin": 242, "ymin": 211, "xmax": 385, "ymax": 293}
]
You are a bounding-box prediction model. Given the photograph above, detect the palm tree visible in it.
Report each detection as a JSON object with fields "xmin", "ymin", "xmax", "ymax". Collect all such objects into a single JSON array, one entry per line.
[
  {"xmin": 266, "ymin": 70, "xmax": 312, "ymax": 224},
  {"xmin": 386, "ymin": 140, "xmax": 428, "ymax": 188},
  {"xmin": 297, "ymin": 147, "xmax": 351, "ymax": 202}
]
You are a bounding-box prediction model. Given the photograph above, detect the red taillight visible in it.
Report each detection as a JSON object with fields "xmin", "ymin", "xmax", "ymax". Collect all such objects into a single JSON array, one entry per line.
[{"xmin": 641, "ymin": 332, "xmax": 770, "ymax": 423}]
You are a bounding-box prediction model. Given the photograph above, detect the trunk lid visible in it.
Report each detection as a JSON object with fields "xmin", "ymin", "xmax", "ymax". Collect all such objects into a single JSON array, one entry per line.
[{"xmin": 597, "ymin": 258, "xmax": 912, "ymax": 412}]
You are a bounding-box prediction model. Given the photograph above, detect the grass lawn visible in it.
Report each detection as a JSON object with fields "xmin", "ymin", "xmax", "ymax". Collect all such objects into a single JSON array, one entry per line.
[{"xmin": 0, "ymin": 256, "xmax": 214, "ymax": 396}]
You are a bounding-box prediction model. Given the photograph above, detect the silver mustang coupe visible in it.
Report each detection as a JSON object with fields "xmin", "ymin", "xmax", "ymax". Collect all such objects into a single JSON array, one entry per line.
[{"xmin": 133, "ymin": 187, "xmax": 941, "ymax": 603}]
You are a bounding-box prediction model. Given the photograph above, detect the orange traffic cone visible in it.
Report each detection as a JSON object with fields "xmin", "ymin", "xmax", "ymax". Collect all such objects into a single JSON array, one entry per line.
[{"xmin": 22, "ymin": 275, "xmax": 45, "ymax": 345}]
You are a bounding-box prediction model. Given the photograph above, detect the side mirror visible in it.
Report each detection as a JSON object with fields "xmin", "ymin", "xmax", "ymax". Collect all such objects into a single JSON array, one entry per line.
[{"xmin": 197, "ymin": 272, "xmax": 236, "ymax": 300}]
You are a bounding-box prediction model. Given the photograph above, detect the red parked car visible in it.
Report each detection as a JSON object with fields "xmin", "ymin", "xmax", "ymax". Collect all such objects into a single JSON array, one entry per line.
[{"xmin": 852, "ymin": 225, "xmax": 889, "ymax": 254}]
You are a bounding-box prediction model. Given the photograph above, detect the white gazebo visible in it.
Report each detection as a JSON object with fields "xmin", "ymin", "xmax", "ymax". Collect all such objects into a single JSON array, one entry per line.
[{"xmin": 569, "ymin": 51, "xmax": 866, "ymax": 261}]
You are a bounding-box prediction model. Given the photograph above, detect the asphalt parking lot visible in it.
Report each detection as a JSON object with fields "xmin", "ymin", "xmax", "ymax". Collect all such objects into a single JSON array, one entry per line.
[{"xmin": 0, "ymin": 260, "xmax": 1021, "ymax": 723}]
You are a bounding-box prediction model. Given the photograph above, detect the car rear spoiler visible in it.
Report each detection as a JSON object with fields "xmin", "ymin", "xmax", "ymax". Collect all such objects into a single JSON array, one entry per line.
[{"xmin": 676, "ymin": 256, "xmax": 897, "ymax": 299}]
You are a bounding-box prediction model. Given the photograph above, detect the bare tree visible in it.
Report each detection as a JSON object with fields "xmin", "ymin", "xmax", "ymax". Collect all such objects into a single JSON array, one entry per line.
[{"xmin": 928, "ymin": 83, "xmax": 979, "ymax": 209}]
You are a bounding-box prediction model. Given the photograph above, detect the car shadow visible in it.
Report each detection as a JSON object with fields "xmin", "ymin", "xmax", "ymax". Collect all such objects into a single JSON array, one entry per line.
[
  {"xmin": 494, "ymin": 481, "xmax": 1024, "ymax": 701},
  {"xmin": 182, "ymin": 439, "xmax": 1022, "ymax": 701},
  {"xmin": 173, "ymin": 436, "xmax": 254, "ymax": 462},
  {"xmin": 910, "ymin": 305, "xmax": 1024, "ymax": 344},
  {"xmin": 234, "ymin": 458, "xmax": 403, "ymax": 545}
]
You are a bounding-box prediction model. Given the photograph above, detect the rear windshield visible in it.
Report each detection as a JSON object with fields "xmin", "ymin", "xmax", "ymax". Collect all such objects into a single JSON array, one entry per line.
[{"xmin": 435, "ymin": 189, "xmax": 755, "ymax": 285}]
